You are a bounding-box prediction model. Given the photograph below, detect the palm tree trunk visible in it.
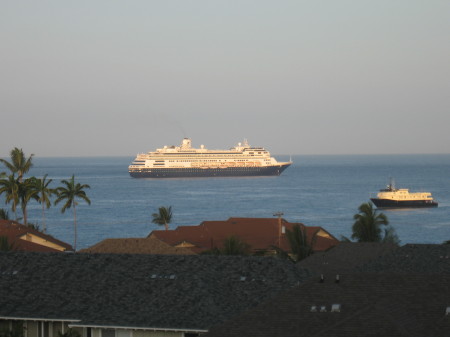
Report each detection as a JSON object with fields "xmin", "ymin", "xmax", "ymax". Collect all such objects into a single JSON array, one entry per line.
[
  {"xmin": 42, "ymin": 202, "xmax": 46, "ymax": 233},
  {"xmin": 13, "ymin": 199, "xmax": 18, "ymax": 221},
  {"xmin": 23, "ymin": 205, "xmax": 28, "ymax": 226},
  {"xmin": 165, "ymin": 221, "xmax": 168, "ymax": 231},
  {"xmin": 73, "ymin": 202, "xmax": 77, "ymax": 251}
]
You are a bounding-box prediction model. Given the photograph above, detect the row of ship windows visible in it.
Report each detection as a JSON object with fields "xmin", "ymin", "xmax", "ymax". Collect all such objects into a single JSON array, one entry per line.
[
  {"xmin": 154, "ymin": 153, "xmax": 267, "ymax": 157},
  {"xmin": 164, "ymin": 159, "xmax": 265, "ymax": 162}
]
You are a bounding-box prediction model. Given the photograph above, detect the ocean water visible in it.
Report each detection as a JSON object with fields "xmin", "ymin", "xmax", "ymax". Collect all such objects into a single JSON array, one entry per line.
[{"xmin": 2, "ymin": 154, "xmax": 450, "ymax": 250}]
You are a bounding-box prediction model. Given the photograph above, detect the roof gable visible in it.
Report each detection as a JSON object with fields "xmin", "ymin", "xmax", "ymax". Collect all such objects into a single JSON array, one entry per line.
[
  {"xmin": 79, "ymin": 237, "xmax": 196, "ymax": 255},
  {"xmin": 0, "ymin": 220, "xmax": 72, "ymax": 252}
]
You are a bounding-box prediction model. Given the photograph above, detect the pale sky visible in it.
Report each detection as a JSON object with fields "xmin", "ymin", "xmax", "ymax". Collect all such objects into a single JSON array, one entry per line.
[{"xmin": 1, "ymin": 0, "xmax": 449, "ymax": 157}]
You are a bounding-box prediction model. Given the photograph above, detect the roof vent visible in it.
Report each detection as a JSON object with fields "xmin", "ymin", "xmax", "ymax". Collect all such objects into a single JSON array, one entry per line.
[
  {"xmin": 310, "ymin": 305, "xmax": 317, "ymax": 312},
  {"xmin": 319, "ymin": 274, "xmax": 324, "ymax": 283},
  {"xmin": 240, "ymin": 276, "xmax": 246, "ymax": 281},
  {"xmin": 320, "ymin": 306, "xmax": 327, "ymax": 312},
  {"xmin": 151, "ymin": 274, "xmax": 157, "ymax": 279},
  {"xmin": 335, "ymin": 275, "xmax": 340, "ymax": 283},
  {"xmin": 446, "ymin": 306, "xmax": 450, "ymax": 316},
  {"xmin": 331, "ymin": 304, "xmax": 341, "ymax": 312},
  {"xmin": 169, "ymin": 274, "xmax": 176, "ymax": 280}
]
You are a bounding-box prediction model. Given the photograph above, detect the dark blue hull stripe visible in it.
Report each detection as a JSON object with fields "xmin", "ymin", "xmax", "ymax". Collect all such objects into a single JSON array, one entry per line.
[
  {"xmin": 129, "ymin": 164, "xmax": 291, "ymax": 178},
  {"xmin": 370, "ymin": 198, "xmax": 438, "ymax": 208}
]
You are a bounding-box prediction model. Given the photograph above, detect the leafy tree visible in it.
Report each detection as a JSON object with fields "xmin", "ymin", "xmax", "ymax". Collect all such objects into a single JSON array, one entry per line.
[
  {"xmin": 0, "ymin": 236, "xmax": 14, "ymax": 251},
  {"xmin": 352, "ymin": 202, "xmax": 397, "ymax": 243},
  {"xmin": 382, "ymin": 226, "xmax": 400, "ymax": 245},
  {"xmin": 18, "ymin": 177, "xmax": 39, "ymax": 226},
  {"xmin": 0, "ymin": 208, "xmax": 9, "ymax": 220},
  {"xmin": 221, "ymin": 235, "xmax": 251, "ymax": 255},
  {"xmin": 57, "ymin": 329, "xmax": 80, "ymax": 337},
  {"xmin": 285, "ymin": 224, "xmax": 318, "ymax": 262},
  {"xmin": 152, "ymin": 206, "xmax": 173, "ymax": 231},
  {"xmin": 0, "ymin": 147, "xmax": 34, "ymax": 182},
  {"xmin": 35, "ymin": 174, "xmax": 56, "ymax": 232},
  {"xmin": 202, "ymin": 235, "xmax": 251, "ymax": 256},
  {"xmin": 0, "ymin": 321, "xmax": 24, "ymax": 337},
  {"xmin": 54, "ymin": 175, "xmax": 91, "ymax": 251},
  {"xmin": 0, "ymin": 175, "xmax": 20, "ymax": 220}
]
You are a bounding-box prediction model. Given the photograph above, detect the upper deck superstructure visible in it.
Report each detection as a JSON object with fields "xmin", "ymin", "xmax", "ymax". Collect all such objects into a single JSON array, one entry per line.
[{"xmin": 129, "ymin": 138, "xmax": 292, "ymax": 178}]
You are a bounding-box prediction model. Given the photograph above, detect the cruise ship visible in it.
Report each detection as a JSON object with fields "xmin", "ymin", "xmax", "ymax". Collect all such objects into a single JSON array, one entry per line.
[
  {"xmin": 370, "ymin": 180, "xmax": 438, "ymax": 208},
  {"xmin": 129, "ymin": 138, "xmax": 292, "ymax": 178}
]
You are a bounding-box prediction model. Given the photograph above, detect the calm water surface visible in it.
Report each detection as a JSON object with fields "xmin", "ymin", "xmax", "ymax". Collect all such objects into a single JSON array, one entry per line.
[{"xmin": 4, "ymin": 154, "xmax": 450, "ymax": 250}]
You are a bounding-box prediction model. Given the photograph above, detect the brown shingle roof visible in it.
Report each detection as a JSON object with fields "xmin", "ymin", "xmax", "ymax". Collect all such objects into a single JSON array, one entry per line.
[
  {"xmin": 150, "ymin": 217, "xmax": 339, "ymax": 254},
  {"xmin": 79, "ymin": 237, "xmax": 196, "ymax": 255},
  {"xmin": 0, "ymin": 220, "xmax": 72, "ymax": 252}
]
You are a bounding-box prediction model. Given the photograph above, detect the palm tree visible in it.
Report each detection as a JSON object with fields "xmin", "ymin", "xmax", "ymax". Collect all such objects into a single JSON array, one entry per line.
[
  {"xmin": 0, "ymin": 148, "xmax": 34, "ymax": 182},
  {"xmin": 152, "ymin": 206, "xmax": 172, "ymax": 231},
  {"xmin": 0, "ymin": 175, "xmax": 20, "ymax": 221},
  {"xmin": 285, "ymin": 224, "xmax": 318, "ymax": 262},
  {"xmin": 351, "ymin": 202, "xmax": 389, "ymax": 242},
  {"xmin": 35, "ymin": 174, "xmax": 55, "ymax": 233},
  {"xmin": 221, "ymin": 235, "xmax": 251, "ymax": 255},
  {"xmin": 0, "ymin": 208, "xmax": 9, "ymax": 220},
  {"xmin": 54, "ymin": 175, "xmax": 91, "ymax": 251},
  {"xmin": 18, "ymin": 177, "xmax": 40, "ymax": 226}
]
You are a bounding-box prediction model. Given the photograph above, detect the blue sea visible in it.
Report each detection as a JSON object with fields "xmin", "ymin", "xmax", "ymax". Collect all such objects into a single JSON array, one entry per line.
[{"xmin": 3, "ymin": 154, "xmax": 450, "ymax": 250}]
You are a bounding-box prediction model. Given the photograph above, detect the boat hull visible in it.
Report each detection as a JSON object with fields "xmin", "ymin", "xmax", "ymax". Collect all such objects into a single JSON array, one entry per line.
[
  {"xmin": 370, "ymin": 198, "xmax": 438, "ymax": 208},
  {"xmin": 129, "ymin": 163, "xmax": 291, "ymax": 178}
]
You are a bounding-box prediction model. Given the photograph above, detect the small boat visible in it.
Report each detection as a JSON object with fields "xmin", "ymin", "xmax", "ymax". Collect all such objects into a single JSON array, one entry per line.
[{"xmin": 370, "ymin": 179, "xmax": 438, "ymax": 208}]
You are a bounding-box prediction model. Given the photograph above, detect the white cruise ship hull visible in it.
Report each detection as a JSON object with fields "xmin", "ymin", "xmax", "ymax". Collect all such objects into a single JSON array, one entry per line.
[{"xmin": 129, "ymin": 163, "xmax": 291, "ymax": 178}]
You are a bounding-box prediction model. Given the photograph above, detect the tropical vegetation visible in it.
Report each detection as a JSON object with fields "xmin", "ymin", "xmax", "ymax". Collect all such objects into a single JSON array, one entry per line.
[
  {"xmin": 152, "ymin": 206, "xmax": 173, "ymax": 231},
  {"xmin": 1, "ymin": 148, "xmax": 91, "ymax": 250},
  {"xmin": 57, "ymin": 328, "xmax": 80, "ymax": 337},
  {"xmin": 0, "ymin": 174, "xmax": 20, "ymax": 221},
  {"xmin": 0, "ymin": 236, "xmax": 14, "ymax": 251},
  {"xmin": 351, "ymin": 202, "xmax": 399, "ymax": 244},
  {"xmin": 285, "ymin": 224, "xmax": 318, "ymax": 261},
  {"xmin": 0, "ymin": 208, "xmax": 9, "ymax": 220},
  {"xmin": 0, "ymin": 321, "xmax": 24, "ymax": 337},
  {"xmin": 54, "ymin": 174, "xmax": 91, "ymax": 251},
  {"xmin": 201, "ymin": 235, "xmax": 251, "ymax": 256},
  {"xmin": 0, "ymin": 147, "xmax": 34, "ymax": 182},
  {"xmin": 35, "ymin": 174, "xmax": 56, "ymax": 232}
]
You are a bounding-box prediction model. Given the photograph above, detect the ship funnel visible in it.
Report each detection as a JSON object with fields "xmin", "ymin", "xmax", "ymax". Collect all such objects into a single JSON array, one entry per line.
[{"xmin": 181, "ymin": 138, "xmax": 192, "ymax": 149}]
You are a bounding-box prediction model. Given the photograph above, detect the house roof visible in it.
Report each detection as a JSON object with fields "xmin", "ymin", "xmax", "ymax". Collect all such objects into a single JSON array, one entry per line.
[
  {"xmin": 0, "ymin": 252, "xmax": 311, "ymax": 331},
  {"xmin": 0, "ymin": 220, "xmax": 72, "ymax": 252},
  {"xmin": 298, "ymin": 242, "xmax": 399, "ymax": 277},
  {"xmin": 205, "ymin": 272, "xmax": 450, "ymax": 337},
  {"xmin": 150, "ymin": 217, "xmax": 339, "ymax": 254},
  {"xmin": 79, "ymin": 237, "xmax": 196, "ymax": 255},
  {"xmin": 204, "ymin": 243, "xmax": 450, "ymax": 337},
  {"xmin": 356, "ymin": 243, "xmax": 450, "ymax": 274}
]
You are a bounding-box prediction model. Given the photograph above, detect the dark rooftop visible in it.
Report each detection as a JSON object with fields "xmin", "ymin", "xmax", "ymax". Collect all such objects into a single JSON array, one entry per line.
[
  {"xmin": 357, "ymin": 243, "xmax": 450, "ymax": 274},
  {"xmin": 205, "ymin": 272, "xmax": 450, "ymax": 337},
  {"xmin": 0, "ymin": 252, "xmax": 310, "ymax": 331},
  {"xmin": 298, "ymin": 242, "xmax": 398, "ymax": 277}
]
